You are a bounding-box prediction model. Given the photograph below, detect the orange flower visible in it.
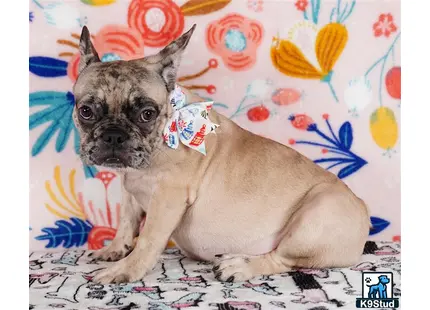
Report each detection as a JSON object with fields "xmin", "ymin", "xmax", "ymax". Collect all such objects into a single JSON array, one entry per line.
[
  {"xmin": 94, "ymin": 25, "xmax": 145, "ymax": 60},
  {"xmin": 270, "ymin": 22, "xmax": 347, "ymax": 101},
  {"xmin": 206, "ymin": 13, "xmax": 264, "ymax": 71},
  {"xmin": 67, "ymin": 24, "xmax": 145, "ymax": 82},
  {"xmin": 128, "ymin": 0, "xmax": 184, "ymax": 47},
  {"xmin": 373, "ymin": 13, "xmax": 397, "ymax": 38}
]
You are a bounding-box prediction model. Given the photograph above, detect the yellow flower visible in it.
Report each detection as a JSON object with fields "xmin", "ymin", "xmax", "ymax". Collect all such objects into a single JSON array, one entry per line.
[
  {"xmin": 271, "ymin": 22, "xmax": 348, "ymax": 101},
  {"xmin": 370, "ymin": 107, "xmax": 398, "ymax": 151},
  {"xmin": 44, "ymin": 166, "xmax": 85, "ymax": 220}
]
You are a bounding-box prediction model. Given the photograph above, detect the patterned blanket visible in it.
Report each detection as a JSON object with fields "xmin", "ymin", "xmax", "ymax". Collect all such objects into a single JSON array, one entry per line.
[{"xmin": 29, "ymin": 241, "xmax": 400, "ymax": 310}]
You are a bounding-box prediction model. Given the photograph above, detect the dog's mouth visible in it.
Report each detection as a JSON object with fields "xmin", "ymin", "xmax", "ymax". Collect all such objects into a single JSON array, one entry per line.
[
  {"xmin": 91, "ymin": 149, "xmax": 129, "ymax": 168},
  {"xmin": 85, "ymin": 144, "xmax": 149, "ymax": 169},
  {"xmin": 102, "ymin": 157, "xmax": 125, "ymax": 168}
]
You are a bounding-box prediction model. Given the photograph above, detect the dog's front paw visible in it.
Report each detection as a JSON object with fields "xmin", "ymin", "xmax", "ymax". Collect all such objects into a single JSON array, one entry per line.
[
  {"xmin": 90, "ymin": 243, "xmax": 133, "ymax": 262},
  {"xmin": 92, "ymin": 257, "xmax": 147, "ymax": 284},
  {"xmin": 212, "ymin": 254, "xmax": 254, "ymax": 282}
]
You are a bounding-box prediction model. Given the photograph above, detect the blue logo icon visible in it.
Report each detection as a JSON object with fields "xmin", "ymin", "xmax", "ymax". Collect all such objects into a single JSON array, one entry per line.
[
  {"xmin": 366, "ymin": 275, "xmax": 390, "ymax": 299},
  {"xmin": 356, "ymin": 272, "xmax": 399, "ymax": 308}
]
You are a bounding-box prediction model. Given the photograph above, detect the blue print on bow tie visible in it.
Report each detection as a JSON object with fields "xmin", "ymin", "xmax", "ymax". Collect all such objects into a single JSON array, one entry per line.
[
  {"xmin": 168, "ymin": 134, "xmax": 176, "ymax": 146},
  {"xmin": 180, "ymin": 121, "xmax": 195, "ymax": 140}
]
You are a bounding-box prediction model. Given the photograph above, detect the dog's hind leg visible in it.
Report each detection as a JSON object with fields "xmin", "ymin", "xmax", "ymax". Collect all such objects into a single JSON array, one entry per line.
[
  {"xmin": 213, "ymin": 183, "xmax": 369, "ymax": 282},
  {"xmin": 212, "ymin": 252, "xmax": 294, "ymax": 282}
]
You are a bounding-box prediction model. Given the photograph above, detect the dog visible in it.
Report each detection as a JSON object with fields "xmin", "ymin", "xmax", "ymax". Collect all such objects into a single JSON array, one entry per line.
[
  {"xmin": 367, "ymin": 275, "xmax": 390, "ymax": 298},
  {"xmin": 73, "ymin": 24, "xmax": 370, "ymax": 284}
]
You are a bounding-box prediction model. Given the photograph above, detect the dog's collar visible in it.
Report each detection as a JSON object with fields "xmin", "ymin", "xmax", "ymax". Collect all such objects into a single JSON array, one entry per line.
[{"xmin": 162, "ymin": 85, "xmax": 219, "ymax": 155}]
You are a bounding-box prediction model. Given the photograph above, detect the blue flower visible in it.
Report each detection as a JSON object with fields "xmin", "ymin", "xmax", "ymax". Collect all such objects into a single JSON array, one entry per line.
[
  {"xmin": 290, "ymin": 115, "xmax": 367, "ymax": 179},
  {"xmin": 36, "ymin": 217, "xmax": 93, "ymax": 248},
  {"xmin": 30, "ymin": 91, "xmax": 98, "ymax": 178},
  {"xmin": 29, "ymin": 91, "xmax": 79, "ymax": 156},
  {"xmin": 29, "ymin": 11, "xmax": 34, "ymax": 23}
]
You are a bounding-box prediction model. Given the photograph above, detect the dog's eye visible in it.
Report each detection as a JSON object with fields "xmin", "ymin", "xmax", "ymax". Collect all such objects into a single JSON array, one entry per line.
[
  {"xmin": 139, "ymin": 108, "xmax": 157, "ymax": 122},
  {"xmin": 79, "ymin": 106, "xmax": 94, "ymax": 120}
]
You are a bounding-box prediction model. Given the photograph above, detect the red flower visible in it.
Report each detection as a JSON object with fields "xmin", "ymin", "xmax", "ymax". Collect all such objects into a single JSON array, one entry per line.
[
  {"xmin": 321, "ymin": 148, "xmax": 328, "ymax": 154},
  {"xmin": 373, "ymin": 14, "xmax": 397, "ymax": 38},
  {"xmin": 288, "ymin": 139, "xmax": 296, "ymax": 145},
  {"xmin": 128, "ymin": 0, "xmax": 184, "ymax": 47},
  {"xmin": 67, "ymin": 25, "xmax": 145, "ymax": 82},
  {"xmin": 88, "ymin": 226, "xmax": 117, "ymax": 250},
  {"xmin": 289, "ymin": 114, "xmax": 314, "ymax": 130},
  {"xmin": 94, "ymin": 25, "xmax": 145, "ymax": 60},
  {"xmin": 206, "ymin": 13, "xmax": 264, "ymax": 71},
  {"xmin": 295, "ymin": 0, "xmax": 308, "ymax": 12},
  {"xmin": 247, "ymin": 105, "xmax": 270, "ymax": 122}
]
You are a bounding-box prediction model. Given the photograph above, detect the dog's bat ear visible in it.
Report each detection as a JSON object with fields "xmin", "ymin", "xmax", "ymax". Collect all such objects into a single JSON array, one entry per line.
[
  {"xmin": 144, "ymin": 24, "xmax": 196, "ymax": 92},
  {"xmin": 78, "ymin": 26, "xmax": 100, "ymax": 75}
]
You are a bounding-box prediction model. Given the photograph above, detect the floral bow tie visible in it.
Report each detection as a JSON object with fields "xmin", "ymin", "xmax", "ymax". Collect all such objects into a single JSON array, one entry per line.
[{"xmin": 163, "ymin": 85, "xmax": 219, "ymax": 155}]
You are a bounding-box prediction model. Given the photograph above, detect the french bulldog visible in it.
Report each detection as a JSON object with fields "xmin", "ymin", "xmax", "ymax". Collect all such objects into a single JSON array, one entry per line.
[{"xmin": 73, "ymin": 25, "xmax": 370, "ymax": 284}]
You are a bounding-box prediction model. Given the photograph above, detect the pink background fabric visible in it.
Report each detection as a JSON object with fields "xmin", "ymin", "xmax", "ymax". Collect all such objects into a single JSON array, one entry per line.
[{"xmin": 29, "ymin": 0, "xmax": 401, "ymax": 251}]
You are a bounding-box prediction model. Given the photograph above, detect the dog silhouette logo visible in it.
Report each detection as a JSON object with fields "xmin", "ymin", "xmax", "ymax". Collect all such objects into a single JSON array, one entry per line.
[
  {"xmin": 356, "ymin": 272, "xmax": 399, "ymax": 308},
  {"xmin": 366, "ymin": 275, "xmax": 390, "ymax": 299}
]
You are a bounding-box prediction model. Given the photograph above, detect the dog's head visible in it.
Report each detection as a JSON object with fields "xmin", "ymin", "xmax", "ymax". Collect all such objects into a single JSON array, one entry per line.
[
  {"xmin": 73, "ymin": 25, "xmax": 195, "ymax": 169},
  {"xmin": 378, "ymin": 275, "xmax": 390, "ymax": 284}
]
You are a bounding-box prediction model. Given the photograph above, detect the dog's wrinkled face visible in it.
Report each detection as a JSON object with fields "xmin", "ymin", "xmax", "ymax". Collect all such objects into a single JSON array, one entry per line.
[{"xmin": 73, "ymin": 25, "xmax": 195, "ymax": 169}]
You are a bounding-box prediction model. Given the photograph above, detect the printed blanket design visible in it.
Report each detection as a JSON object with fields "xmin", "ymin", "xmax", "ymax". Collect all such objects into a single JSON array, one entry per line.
[{"xmin": 29, "ymin": 241, "xmax": 401, "ymax": 310}]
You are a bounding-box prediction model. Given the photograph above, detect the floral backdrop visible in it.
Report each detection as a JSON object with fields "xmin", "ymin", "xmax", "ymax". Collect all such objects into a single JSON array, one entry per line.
[{"xmin": 29, "ymin": 0, "xmax": 401, "ymax": 251}]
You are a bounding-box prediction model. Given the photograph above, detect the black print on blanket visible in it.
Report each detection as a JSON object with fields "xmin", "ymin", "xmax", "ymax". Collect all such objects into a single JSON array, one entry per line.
[
  {"xmin": 157, "ymin": 249, "xmax": 210, "ymax": 288},
  {"xmin": 221, "ymin": 281, "xmax": 282, "ymax": 298},
  {"xmin": 209, "ymin": 301, "xmax": 262, "ymax": 310},
  {"xmin": 287, "ymin": 271, "xmax": 344, "ymax": 307},
  {"xmin": 52, "ymin": 250, "xmax": 85, "ymax": 266},
  {"xmin": 148, "ymin": 292, "xmax": 205, "ymax": 310},
  {"xmin": 29, "ymin": 242, "xmax": 401, "ymax": 310},
  {"xmin": 29, "ymin": 259, "xmax": 45, "ymax": 271}
]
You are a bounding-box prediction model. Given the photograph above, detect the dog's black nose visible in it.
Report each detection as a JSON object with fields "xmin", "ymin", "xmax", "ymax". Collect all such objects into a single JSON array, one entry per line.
[{"xmin": 102, "ymin": 127, "xmax": 129, "ymax": 146}]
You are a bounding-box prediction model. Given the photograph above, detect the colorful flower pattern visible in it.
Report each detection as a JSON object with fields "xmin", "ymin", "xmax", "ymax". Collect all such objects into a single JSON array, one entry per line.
[
  {"xmin": 128, "ymin": 0, "xmax": 184, "ymax": 47},
  {"xmin": 67, "ymin": 25, "xmax": 145, "ymax": 82},
  {"xmin": 35, "ymin": 167, "xmax": 119, "ymax": 249},
  {"xmin": 206, "ymin": 13, "xmax": 264, "ymax": 71},
  {"xmin": 373, "ymin": 13, "xmax": 398, "ymax": 38},
  {"xmin": 288, "ymin": 114, "xmax": 368, "ymax": 179},
  {"xmin": 295, "ymin": 0, "xmax": 308, "ymax": 12},
  {"xmin": 30, "ymin": 0, "xmax": 400, "ymax": 250}
]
